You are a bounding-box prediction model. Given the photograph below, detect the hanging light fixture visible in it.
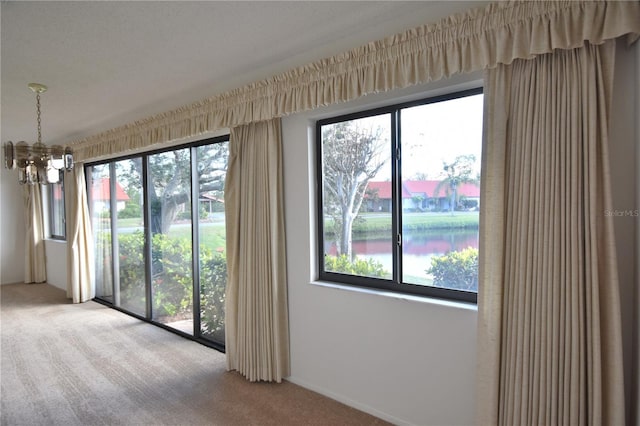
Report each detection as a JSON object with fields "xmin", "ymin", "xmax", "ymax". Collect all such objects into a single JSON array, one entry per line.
[{"xmin": 3, "ymin": 83, "xmax": 73, "ymax": 185}]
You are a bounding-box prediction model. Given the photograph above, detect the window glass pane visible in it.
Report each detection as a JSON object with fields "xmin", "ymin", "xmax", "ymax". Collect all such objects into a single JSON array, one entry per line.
[
  {"xmin": 400, "ymin": 94, "xmax": 483, "ymax": 292},
  {"xmin": 148, "ymin": 148, "xmax": 194, "ymax": 333},
  {"xmin": 49, "ymin": 174, "xmax": 66, "ymax": 238},
  {"xmin": 321, "ymin": 114, "xmax": 392, "ymax": 279},
  {"xmin": 115, "ymin": 158, "xmax": 146, "ymax": 316},
  {"xmin": 90, "ymin": 164, "xmax": 113, "ymax": 302},
  {"xmin": 197, "ymin": 142, "xmax": 228, "ymax": 344}
]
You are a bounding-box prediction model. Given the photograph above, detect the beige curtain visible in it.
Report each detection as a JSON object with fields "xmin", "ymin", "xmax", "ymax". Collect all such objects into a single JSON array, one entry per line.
[
  {"xmin": 68, "ymin": 1, "xmax": 640, "ymax": 163},
  {"xmin": 66, "ymin": 165, "xmax": 95, "ymax": 303},
  {"xmin": 225, "ymin": 118, "xmax": 289, "ymax": 382},
  {"xmin": 477, "ymin": 40, "xmax": 624, "ymax": 425},
  {"xmin": 23, "ymin": 184, "xmax": 47, "ymax": 283}
]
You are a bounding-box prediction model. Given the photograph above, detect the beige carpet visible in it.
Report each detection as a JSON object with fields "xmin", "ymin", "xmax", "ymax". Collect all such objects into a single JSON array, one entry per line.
[{"xmin": 1, "ymin": 283, "xmax": 388, "ymax": 426}]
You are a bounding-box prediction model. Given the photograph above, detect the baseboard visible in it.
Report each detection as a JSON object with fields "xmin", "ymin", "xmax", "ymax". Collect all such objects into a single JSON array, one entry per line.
[{"xmin": 285, "ymin": 375, "xmax": 409, "ymax": 425}]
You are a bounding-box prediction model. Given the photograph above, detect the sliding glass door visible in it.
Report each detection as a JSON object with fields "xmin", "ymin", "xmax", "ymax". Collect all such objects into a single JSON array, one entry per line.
[
  {"xmin": 196, "ymin": 143, "xmax": 227, "ymax": 343},
  {"xmin": 90, "ymin": 164, "xmax": 113, "ymax": 303},
  {"xmin": 115, "ymin": 158, "xmax": 146, "ymax": 316},
  {"xmin": 87, "ymin": 136, "xmax": 229, "ymax": 348},
  {"xmin": 148, "ymin": 148, "xmax": 194, "ymax": 333}
]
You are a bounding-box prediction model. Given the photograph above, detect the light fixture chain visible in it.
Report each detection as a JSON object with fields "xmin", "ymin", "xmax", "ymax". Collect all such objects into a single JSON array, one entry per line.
[
  {"xmin": 4, "ymin": 82, "xmax": 73, "ymax": 184},
  {"xmin": 36, "ymin": 92, "xmax": 42, "ymax": 144}
]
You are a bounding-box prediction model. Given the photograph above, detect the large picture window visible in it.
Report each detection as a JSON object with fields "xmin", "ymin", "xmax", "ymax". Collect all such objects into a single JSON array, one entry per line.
[
  {"xmin": 87, "ymin": 136, "xmax": 229, "ymax": 348},
  {"xmin": 317, "ymin": 88, "xmax": 482, "ymax": 303}
]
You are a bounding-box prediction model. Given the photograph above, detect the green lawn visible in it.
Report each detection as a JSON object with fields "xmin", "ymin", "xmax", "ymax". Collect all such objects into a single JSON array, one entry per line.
[
  {"xmin": 114, "ymin": 219, "xmax": 226, "ymax": 253},
  {"xmin": 325, "ymin": 211, "xmax": 479, "ymax": 235},
  {"xmin": 168, "ymin": 225, "xmax": 226, "ymax": 252},
  {"xmin": 117, "ymin": 218, "xmax": 143, "ymax": 227}
]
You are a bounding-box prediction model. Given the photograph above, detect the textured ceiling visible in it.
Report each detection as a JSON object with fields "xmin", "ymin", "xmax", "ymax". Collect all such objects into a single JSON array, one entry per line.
[{"xmin": 1, "ymin": 1, "xmax": 487, "ymax": 146}]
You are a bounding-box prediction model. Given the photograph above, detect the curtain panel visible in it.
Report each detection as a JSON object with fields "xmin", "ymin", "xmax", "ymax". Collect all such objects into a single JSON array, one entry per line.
[
  {"xmin": 66, "ymin": 165, "xmax": 95, "ymax": 303},
  {"xmin": 477, "ymin": 40, "xmax": 624, "ymax": 425},
  {"xmin": 68, "ymin": 1, "xmax": 640, "ymax": 163},
  {"xmin": 23, "ymin": 184, "xmax": 47, "ymax": 284},
  {"xmin": 225, "ymin": 118, "xmax": 289, "ymax": 382}
]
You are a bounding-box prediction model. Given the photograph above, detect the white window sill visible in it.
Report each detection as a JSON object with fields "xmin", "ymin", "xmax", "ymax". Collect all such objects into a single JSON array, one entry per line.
[
  {"xmin": 310, "ymin": 280, "xmax": 478, "ymax": 312},
  {"xmin": 45, "ymin": 238, "xmax": 67, "ymax": 244}
]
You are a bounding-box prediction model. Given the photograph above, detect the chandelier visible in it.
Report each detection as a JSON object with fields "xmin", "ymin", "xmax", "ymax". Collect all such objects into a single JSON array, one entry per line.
[{"xmin": 3, "ymin": 83, "xmax": 73, "ymax": 185}]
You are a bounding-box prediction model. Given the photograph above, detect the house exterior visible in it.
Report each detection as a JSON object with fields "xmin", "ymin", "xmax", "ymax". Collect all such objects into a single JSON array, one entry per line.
[
  {"xmin": 365, "ymin": 180, "xmax": 480, "ymax": 212},
  {"xmin": 91, "ymin": 178, "xmax": 130, "ymax": 212},
  {"xmin": 199, "ymin": 192, "xmax": 224, "ymax": 215}
]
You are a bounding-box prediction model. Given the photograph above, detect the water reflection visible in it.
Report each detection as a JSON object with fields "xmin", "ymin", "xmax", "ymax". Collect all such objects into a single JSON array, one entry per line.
[{"xmin": 325, "ymin": 229, "xmax": 479, "ymax": 282}]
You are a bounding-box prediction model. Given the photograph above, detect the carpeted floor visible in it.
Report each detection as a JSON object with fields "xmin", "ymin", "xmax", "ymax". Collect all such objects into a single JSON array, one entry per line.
[{"xmin": 1, "ymin": 283, "xmax": 388, "ymax": 426}]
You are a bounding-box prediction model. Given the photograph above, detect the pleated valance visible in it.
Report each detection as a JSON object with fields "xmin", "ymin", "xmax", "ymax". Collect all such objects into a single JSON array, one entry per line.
[{"xmin": 69, "ymin": 0, "xmax": 640, "ymax": 162}]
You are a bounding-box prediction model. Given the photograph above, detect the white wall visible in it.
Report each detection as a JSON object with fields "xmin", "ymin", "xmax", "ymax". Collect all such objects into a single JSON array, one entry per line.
[
  {"xmin": 283, "ymin": 75, "xmax": 481, "ymax": 425},
  {"xmin": 0, "ymin": 167, "xmax": 25, "ymax": 284},
  {"xmin": 44, "ymin": 240, "xmax": 67, "ymax": 291}
]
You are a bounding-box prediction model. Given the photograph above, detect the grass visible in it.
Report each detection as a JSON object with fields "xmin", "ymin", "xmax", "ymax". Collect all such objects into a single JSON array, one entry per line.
[
  {"xmin": 117, "ymin": 218, "xmax": 143, "ymax": 228},
  {"xmin": 169, "ymin": 225, "xmax": 226, "ymax": 252},
  {"xmin": 114, "ymin": 219, "xmax": 226, "ymax": 252},
  {"xmin": 325, "ymin": 211, "xmax": 479, "ymax": 235}
]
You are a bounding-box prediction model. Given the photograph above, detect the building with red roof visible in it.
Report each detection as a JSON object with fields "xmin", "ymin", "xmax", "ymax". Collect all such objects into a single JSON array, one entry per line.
[
  {"xmin": 364, "ymin": 180, "xmax": 480, "ymax": 212},
  {"xmin": 91, "ymin": 178, "xmax": 131, "ymax": 212}
]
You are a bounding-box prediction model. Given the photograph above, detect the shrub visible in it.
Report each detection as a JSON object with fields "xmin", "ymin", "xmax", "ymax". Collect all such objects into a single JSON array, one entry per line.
[
  {"xmin": 117, "ymin": 231, "xmax": 146, "ymax": 312},
  {"xmin": 176, "ymin": 204, "xmax": 210, "ymax": 221},
  {"xmin": 150, "ymin": 233, "xmax": 194, "ymax": 318},
  {"xmin": 177, "ymin": 210, "xmax": 193, "ymax": 220},
  {"xmin": 324, "ymin": 254, "xmax": 388, "ymax": 278},
  {"xmin": 426, "ymin": 247, "xmax": 478, "ymax": 291},
  {"xmin": 118, "ymin": 202, "xmax": 142, "ymax": 219},
  {"xmin": 116, "ymin": 231, "xmax": 227, "ymax": 336},
  {"xmin": 199, "ymin": 248, "xmax": 227, "ymax": 340}
]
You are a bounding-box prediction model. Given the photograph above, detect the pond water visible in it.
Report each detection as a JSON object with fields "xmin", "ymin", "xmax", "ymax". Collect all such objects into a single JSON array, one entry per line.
[{"xmin": 326, "ymin": 229, "xmax": 479, "ymax": 282}]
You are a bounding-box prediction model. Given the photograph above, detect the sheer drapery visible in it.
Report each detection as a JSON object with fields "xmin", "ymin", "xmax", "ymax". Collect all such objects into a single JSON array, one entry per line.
[
  {"xmin": 66, "ymin": 165, "xmax": 95, "ymax": 303},
  {"xmin": 23, "ymin": 184, "xmax": 47, "ymax": 283},
  {"xmin": 225, "ymin": 118, "xmax": 289, "ymax": 382},
  {"xmin": 476, "ymin": 40, "xmax": 624, "ymax": 425},
  {"xmin": 68, "ymin": 1, "xmax": 640, "ymax": 163}
]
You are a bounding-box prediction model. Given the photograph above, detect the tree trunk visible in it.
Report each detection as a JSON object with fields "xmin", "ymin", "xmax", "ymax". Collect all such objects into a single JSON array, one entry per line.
[
  {"xmin": 150, "ymin": 194, "xmax": 163, "ymax": 235},
  {"xmin": 340, "ymin": 211, "xmax": 353, "ymax": 260},
  {"xmin": 149, "ymin": 190, "xmax": 189, "ymax": 235},
  {"xmin": 161, "ymin": 203, "xmax": 177, "ymax": 234},
  {"xmin": 449, "ymin": 185, "xmax": 457, "ymax": 215}
]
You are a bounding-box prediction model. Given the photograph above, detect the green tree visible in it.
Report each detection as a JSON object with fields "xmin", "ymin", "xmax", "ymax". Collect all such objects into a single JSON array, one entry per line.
[
  {"xmin": 435, "ymin": 154, "xmax": 478, "ymax": 214},
  {"xmin": 125, "ymin": 144, "xmax": 228, "ymax": 235},
  {"xmin": 411, "ymin": 194, "xmax": 425, "ymax": 211},
  {"xmin": 322, "ymin": 121, "xmax": 388, "ymax": 259}
]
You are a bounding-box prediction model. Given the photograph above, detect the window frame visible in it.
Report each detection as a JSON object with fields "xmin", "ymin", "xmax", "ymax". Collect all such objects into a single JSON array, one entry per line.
[
  {"xmin": 47, "ymin": 170, "xmax": 67, "ymax": 240},
  {"xmin": 316, "ymin": 87, "xmax": 483, "ymax": 303},
  {"xmin": 84, "ymin": 134, "xmax": 230, "ymax": 351}
]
